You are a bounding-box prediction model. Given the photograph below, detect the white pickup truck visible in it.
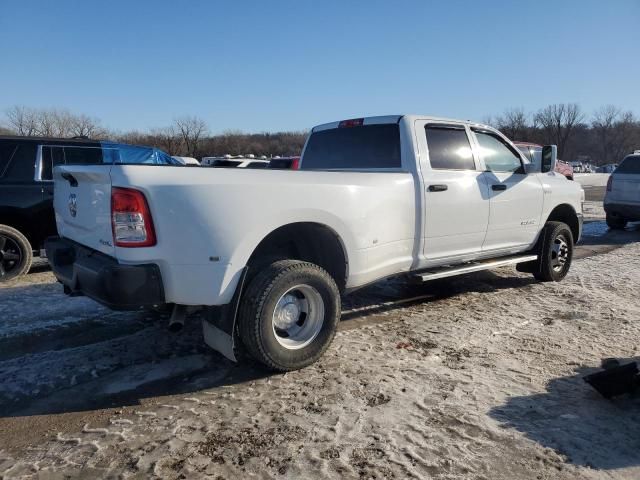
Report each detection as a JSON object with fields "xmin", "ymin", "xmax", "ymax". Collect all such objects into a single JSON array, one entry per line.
[{"xmin": 46, "ymin": 115, "xmax": 584, "ymax": 371}]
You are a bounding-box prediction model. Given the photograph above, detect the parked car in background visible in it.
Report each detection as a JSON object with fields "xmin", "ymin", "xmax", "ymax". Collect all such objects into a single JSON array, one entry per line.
[
  {"xmin": 597, "ymin": 164, "xmax": 618, "ymax": 174},
  {"xmin": 172, "ymin": 156, "xmax": 200, "ymax": 166},
  {"xmin": 604, "ymin": 152, "xmax": 640, "ymax": 229},
  {"xmin": 202, "ymin": 156, "xmax": 270, "ymax": 168},
  {"xmin": 0, "ymin": 136, "xmax": 179, "ymax": 281},
  {"xmin": 514, "ymin": 142, "xmax": 574, "ymax": 180},
  {"xmin": 267, "ymin": 156, "xmax": 300, "ymax": 169},
  {"xmin": 47, "ymin": 115, "xmax": 583, "ymax": 371}
]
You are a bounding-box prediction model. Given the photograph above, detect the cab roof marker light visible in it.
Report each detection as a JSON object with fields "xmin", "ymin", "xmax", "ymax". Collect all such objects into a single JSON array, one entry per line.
[{"xmin": 338, "ymin": 118, "xmax": 364, "ymax": 128}]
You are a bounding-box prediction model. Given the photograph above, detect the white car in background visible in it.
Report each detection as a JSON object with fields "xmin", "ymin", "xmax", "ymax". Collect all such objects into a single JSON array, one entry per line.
[
  {"xmin": 604, "ymin": 152, "xmax": 640, "ymax": 229},
  {"xmin": 171, "ymin": 156, "xmax": 200, "ymax": 166}
]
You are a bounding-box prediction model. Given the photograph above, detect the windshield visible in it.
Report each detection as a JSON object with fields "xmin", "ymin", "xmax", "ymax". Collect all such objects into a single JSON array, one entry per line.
[{"xmin": 100, "ymin": 142, "xmax": 181, "ymax": 165}]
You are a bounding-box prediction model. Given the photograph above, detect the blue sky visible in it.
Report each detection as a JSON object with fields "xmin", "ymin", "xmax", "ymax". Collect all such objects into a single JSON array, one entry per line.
[{"xmin": 1, "ymin": 0, "xmax": 638, "ymax": 133}]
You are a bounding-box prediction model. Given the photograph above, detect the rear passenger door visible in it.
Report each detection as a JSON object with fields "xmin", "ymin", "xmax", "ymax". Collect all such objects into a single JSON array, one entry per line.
[{"xmin": 416, "ymin": 121, "xmax": 490, "ymax": 260}]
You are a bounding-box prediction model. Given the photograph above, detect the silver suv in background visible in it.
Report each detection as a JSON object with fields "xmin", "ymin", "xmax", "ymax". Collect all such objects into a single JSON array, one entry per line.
[{"xmin": 604, "ymin": 152, "xmax": 640, "ymax": 229}]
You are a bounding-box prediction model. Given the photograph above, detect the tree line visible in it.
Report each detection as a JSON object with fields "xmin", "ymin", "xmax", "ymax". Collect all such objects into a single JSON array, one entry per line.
[
  {"xmin": 2, "ymin": 104, "xmax": 639, "ymax": 164},
  {"xmin": 484, "ymin": 103, "xmax": 640, "ymax": 164}
]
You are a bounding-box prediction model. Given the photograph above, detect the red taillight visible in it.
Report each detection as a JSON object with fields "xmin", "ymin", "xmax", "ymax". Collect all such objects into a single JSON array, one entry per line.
[
  {"xmin": 111, "ymin": 187, "xmax": 156, "ymax": 247},
  {"xmin": 338, "ymin": 118, "xmax": 364, "ymax": 128},
  {"xmin": 290, "ymin": 157, "xmax": 300, "ymax": 170},
  {"xmin": 606, "ymin": 176, "xmax": 613, "ymax": 192}
]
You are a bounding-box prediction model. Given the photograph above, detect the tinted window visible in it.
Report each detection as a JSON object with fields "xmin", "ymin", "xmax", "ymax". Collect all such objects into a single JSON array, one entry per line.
[
  {"xmin": 2, "ymin": 143, "xmax": 37, "ymax": 181},
  {"xmin": 0, "ymin": 143, "xmax": 17, "ymax": 177},
  {"xmin": 41, "ymin": 146, "xmax": 65, "ymax": 180},
  {"xmin": 425, "ymin": 126, "xmax": 475, "ymax": 170},
  {"xmin": 64, "ymin": 146, "xmax": 103, "ymax": 165},
  {"xmin": 474, "ymin": 131, "xmax": 523, "ymax": 173},
  {"xmin": 616, "ymin": 155, "xmax": 640, "ymax": 174},
  {"xmin": 302, "ymin": 124, "xmax": 401, "ymax": 170}
]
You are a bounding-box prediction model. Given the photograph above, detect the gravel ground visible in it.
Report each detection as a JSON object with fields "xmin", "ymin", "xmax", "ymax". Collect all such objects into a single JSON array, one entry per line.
[{"xmin": 1, "ymin": 219, "xmax": 639, "ymax": 479}]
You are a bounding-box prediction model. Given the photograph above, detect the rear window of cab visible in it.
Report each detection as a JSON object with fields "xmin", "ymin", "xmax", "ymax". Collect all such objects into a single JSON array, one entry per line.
[{"xmin": 302, "ymin": 124, "xmax": 401, "ymax": 170}]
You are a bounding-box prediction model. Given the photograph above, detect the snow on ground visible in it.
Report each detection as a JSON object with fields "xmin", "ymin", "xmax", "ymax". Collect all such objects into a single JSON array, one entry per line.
[
  {"xmin": 574, "ymin": 173, "xmax": 610, "ymax": 188},
  {"xmin": 1, "ymin": 223, "xmax": 639, "ymax": 479}
]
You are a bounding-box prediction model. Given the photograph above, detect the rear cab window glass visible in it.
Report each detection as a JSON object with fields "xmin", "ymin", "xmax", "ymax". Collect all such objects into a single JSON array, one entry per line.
[
  {"xmin": 425, "ymin": 126, "xmax": 475, "ymax": 170},
  {"xmin": 474, "ymin": 131, "xmax": 523, "ymax": 173},
  {"xmin": 301, "ymin": 124, "xmax": 401, "ymax": 170},
  {"xmin": 2, "ymin": 143, "xmax": 37, "ymax": 181},
  {"xmin": 616, "ymin": 155, "xmax": 640, "ymax": 174}
]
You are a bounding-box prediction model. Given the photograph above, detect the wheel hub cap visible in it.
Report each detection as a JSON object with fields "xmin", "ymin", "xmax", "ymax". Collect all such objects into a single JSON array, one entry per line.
[
  {"xmin": 272, "ymin": 284, "xmax": 325, "ymax": 350},
  {"xmin": 551, "ymin": 235, "xmax": 569, "ymax": 272}
]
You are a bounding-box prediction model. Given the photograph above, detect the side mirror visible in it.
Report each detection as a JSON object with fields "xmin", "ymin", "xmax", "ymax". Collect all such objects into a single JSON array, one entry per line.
[{"xmin": 541, "ymin": 145, "xmax": 557, "ymax": 173}]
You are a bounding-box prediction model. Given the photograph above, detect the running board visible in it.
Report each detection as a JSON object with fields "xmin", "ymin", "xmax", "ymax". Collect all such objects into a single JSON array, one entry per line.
[{"xmin": 410, "ymin": 254, "xmax": 538, "ymax": 282}]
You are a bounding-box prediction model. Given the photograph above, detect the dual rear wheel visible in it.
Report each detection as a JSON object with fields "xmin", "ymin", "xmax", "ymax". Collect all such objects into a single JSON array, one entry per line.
[{"xmin": 238, "ymin": 260, "xmax": 340, "ymax": 372}]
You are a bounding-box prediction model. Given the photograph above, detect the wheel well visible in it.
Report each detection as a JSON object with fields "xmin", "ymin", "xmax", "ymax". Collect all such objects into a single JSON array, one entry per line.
[
  {"xmin": 546, "ymin": 204, "xmax": 580, "ymax": 241},
  {"xmin": 247, "ymin": 222, "xmax": 348, "ymax": 292}
]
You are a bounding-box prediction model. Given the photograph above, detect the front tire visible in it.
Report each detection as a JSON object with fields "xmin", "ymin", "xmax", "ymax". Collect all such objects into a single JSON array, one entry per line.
[
  {"xmin": 238, "ymin": 260, "xmax": 340, "ymax": 371},
  {"xmin": 606, "ymin": 213, "xmax": 627, "ymax": 230},
  {"xmin": 0, "ymin": 225, "xmax": 33, "ymax": 282},
  {"xmin": 533, "ymin": 221, "xmax": 574, "ymax": 282}
]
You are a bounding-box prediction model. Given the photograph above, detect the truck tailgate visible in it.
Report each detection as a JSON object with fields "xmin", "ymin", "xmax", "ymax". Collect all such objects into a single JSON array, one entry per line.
[{"xmin": 53, "ymin": 165, "xmax": 115, "ymax": 256}]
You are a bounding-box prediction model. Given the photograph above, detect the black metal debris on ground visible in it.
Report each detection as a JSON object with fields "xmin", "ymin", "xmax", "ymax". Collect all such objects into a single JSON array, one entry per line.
[{"xmin": 584, "ymin": 358, "xmax": 639, "ymax": 399}]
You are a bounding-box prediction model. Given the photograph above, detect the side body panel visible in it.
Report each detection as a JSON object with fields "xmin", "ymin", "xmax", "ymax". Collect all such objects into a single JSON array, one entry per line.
[{"xmin": 105, "ymin": 166, "xmax": 417, "ymax": 305}]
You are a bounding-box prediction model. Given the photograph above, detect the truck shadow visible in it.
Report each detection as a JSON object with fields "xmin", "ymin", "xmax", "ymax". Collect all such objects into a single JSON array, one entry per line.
[{"xmin": 488, "ymin": 358, "xmax": 640, "ymax": 470}]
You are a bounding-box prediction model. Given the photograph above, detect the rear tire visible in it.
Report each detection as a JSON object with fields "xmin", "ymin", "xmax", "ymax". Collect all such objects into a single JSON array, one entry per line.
[
  {"xmin": 238, "ymin": 259, "xmax": 340, "ymax": 371},
  {"xmin": 533, "ymin": 221, "xmax": 574, "ymax": 282},
  {"xmin": 606, "ymin": 213, "xmax": 627, "ymax": 230},
  {"xmin": 0, "ymin": 225, "xmax": 33, "ymax": 282}
]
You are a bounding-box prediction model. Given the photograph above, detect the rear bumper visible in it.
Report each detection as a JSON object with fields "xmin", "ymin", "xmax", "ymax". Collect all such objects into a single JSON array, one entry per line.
[
  {"xmin": 604, "ymin": 202, "xmax": 640, "ymax": 221},
  {"xmin": 45, "ymin": 236, "xmax": 165, "ymax": 310}
]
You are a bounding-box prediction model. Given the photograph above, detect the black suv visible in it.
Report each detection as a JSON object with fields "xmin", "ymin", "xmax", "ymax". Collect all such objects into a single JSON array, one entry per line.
[{"xmin": 0, "ymin": 136, "xmax": 178, "ymax": 281}]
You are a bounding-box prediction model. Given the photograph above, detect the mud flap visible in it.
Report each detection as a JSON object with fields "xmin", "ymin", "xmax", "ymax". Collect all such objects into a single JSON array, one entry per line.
[{"xmin": 202, "ymin": 267, "xmax": 248, "ymax": 362}]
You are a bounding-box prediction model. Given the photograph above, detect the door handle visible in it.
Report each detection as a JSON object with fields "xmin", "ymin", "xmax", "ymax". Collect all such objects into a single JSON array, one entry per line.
[
  {"xmin": 427, "ymin": 184, "xmax": 448, "ymax": 192},
  {"xmin": 491, "ymin": 184, "xmax": 507, "ymax": 191}
]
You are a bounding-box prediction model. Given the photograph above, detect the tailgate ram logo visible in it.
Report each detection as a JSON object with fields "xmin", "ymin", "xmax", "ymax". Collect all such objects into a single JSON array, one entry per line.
[{"xmin": 68, "ymin": 193, "xmax": 77, "ymax": 218}]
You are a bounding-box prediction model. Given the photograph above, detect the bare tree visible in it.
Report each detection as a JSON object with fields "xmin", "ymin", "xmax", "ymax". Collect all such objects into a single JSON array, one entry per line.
[
  {"xmin": 174, "ymin": 116, "xmax": 208, "ymax": 157},
  {"xmin": 592, "ymin": 105, "xmax": 621, "ymax": 164},
  {"xmin": 70, "ymin": 113, "xmax": 107, "ymax": 138},
  {"xmin": 495, "ymin": 107, "xmax": 529, "ymax": 140},
  {"xmin": 5, "ymin": 106, "xmax": 38, "ymax": 136},
  {"xmin": 151, "ymin": 125, "xmax": 182, "ymax": 155},
  {"xmin": 534, "ymin": 103, "xmax": 584, "ymax": 158}
]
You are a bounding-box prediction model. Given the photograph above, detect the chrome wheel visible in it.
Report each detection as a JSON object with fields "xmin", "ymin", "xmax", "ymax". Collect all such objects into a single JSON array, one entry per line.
[
  {"xmin": 272, "ymin": 284, "xmax": 325, "ymax": 350},
  {"xmin": 0, "ymin": 235, "xmax": 22, "ymax": 278},
  {"xmin": 551, "ymin": 234, "xmax": 570, "ymax": 272}
]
